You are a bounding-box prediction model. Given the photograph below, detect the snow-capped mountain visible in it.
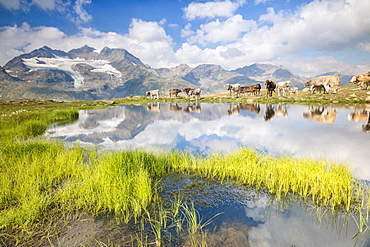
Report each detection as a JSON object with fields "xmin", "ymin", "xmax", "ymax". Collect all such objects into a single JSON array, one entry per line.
[{"xmin": 0, "ymin": 45, "xmax": 338, "ymax": 101}]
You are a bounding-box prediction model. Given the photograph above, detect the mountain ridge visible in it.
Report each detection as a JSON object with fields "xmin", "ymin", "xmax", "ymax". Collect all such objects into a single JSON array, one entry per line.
[{"xmin": 0, "ymin": 45, "xmax": 354, "ymax": 101}]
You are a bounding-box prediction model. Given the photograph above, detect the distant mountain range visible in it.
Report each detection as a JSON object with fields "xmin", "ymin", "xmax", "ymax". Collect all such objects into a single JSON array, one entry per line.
[{"xmin": 0, "ymin": 45, "xmax": 354, "ymax": 101}]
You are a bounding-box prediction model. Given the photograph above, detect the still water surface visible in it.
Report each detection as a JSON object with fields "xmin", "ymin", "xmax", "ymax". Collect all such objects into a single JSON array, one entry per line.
[
  {"xmin": 45, "ymin": 103, "xmax": 370, "ymax": 246},
  {"xmin": 45, "ymin": 103, "xmax": 370, "ymax": 180}
]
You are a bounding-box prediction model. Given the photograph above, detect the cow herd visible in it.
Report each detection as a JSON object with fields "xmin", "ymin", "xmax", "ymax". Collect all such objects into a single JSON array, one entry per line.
[
  {"xmin": 146, "ymin": 88, "xmax": 202, "ymax": 100},
  {"xmin": 145, "ymin": 72, "xmax": 370, "ymax": 100}
]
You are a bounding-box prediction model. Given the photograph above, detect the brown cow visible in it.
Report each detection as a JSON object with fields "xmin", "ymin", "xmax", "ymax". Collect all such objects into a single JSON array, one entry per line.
[
  {"xmin": 168, "ymin": 88, "xmax": 182, "ymax": 98},
  {"xmin": 351, "ymin": 74, "xmax": 370, "ymax": 90},
  {"xmin": 240, "ymin": 86, "xmax": 256, "ymax": 96},
  {"xmin": 251, "ymin": 83, "xmax": 262, "ymax": 95},
  {"xmin": 265, "ymin": 79, "xmax": 276, "ymax": 97}
]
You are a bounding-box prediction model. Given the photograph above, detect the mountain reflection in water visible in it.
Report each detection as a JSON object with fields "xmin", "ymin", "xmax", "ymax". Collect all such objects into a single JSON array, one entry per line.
[{"xmin": 45, "ymin": 103, "xmax": 370, "ymax": 180}]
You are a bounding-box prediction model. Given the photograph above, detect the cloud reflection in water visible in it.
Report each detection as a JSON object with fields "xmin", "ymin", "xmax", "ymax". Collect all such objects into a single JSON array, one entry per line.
[{"xmin": 45, "ymin": 103, "xmax": 370, "ymax": 180}]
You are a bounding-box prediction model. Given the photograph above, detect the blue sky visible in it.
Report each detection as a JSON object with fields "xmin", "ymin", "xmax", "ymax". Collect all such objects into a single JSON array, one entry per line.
[{"xmin": 0, "ymin": 0, "xmax": 369, "ymax": 76}]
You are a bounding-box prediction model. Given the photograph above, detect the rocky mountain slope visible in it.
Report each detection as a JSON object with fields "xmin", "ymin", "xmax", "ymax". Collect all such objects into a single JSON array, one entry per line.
[{"xmin": 0, "ymin": 45, "xmax": 354, "ymax": 101}]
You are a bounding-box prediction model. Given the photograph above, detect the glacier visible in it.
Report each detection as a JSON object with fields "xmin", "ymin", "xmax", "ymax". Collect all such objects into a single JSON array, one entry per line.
[{"xmin": 22, "ymin": 57, "xmax": 122, "ymax": 88}]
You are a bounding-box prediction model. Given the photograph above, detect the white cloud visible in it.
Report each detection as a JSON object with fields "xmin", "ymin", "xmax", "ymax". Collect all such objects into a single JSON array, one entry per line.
[
  {"xmin": 72, "ymin": 0, "xmax": 92, "ymax": 24},
  {"xmin": 183, "ymin": 0, "xmax": 246, "ymax": 20},
  {"xmin": 177, "ymin": 0, "xmax": 370, "ymax": 75},
  {"xmin": 186, "ymin": 15, "xmax": 257, "ymax": 45},
  {"xmin": 33, "ymin": 0, "xmax": 56, "ymax": 10},
  {"xmin": 0, "ymin": 0, "xmax": 21, "ymax": 9},
  {"xmin": 0, "ymin": 0, "xmax": 369, "ymax": 76}
]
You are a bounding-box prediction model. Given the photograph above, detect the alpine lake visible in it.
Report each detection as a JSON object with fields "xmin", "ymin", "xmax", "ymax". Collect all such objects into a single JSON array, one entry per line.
[{"xmin": 42, "ymin": 101, "xmax": 370, "ymax": 247}]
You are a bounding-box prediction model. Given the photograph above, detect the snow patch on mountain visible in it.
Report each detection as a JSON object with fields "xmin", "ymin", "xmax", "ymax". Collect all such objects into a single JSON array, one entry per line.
[{"xmin": 22, "ymin": 57, "xmax": 121, "ymax": 88}]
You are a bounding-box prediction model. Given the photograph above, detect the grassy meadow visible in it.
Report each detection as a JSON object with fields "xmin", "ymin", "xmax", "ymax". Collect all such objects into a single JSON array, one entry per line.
[{"xmin": 0, "ymin": 92, "xmax": 370, "ymax": 246}]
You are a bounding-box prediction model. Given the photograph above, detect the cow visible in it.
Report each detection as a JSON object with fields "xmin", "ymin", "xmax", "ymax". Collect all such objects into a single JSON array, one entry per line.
[
  {"xmin": 251, "ymin": 83, "xmax": 262, "ymax": 95},
  {"xmin": 189, "ymin": 88, "xmax": 201, "ymax": 99},
  {"xmin": 146, "ymin": 89, "xmax": 160, "ymax": 99},
  {"xmin": 303, "ymin": 106, "xmax": 337, "ymax": 124},
  {"xmin": 288, "ymin": 87, "xmax": 298, "ymax": 95},
  {"xmin": 225, "ymin": 84, "xmax": 241, "ymax": 97},
  {"xmin": 276, "ymin": 81, "xmax": 290, "ymax": 96},
  {"xmin": 265, "ymin": 79, "xmax": 276, "ymax": 97},
  {"xmin": 240, "ymin": 86, "xmax": 256, "ymax": 96},
  {"xmin": 183, "ymin": 88, "xmax": 196, "ymax": 97},
  {"xmin": 305, "ymin": 75, "xmax": 340, "ymax": 94},
  {"xmin": 168, "ymin": 88, "xmax": 182, "ymax": 98},
  {"xmin": 350, "ymin": 74, "xmax": 370, "ymax": 90}
]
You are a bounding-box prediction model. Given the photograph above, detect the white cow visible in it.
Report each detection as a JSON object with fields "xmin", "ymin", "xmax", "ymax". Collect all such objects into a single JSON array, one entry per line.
[
  {"xmin": 276, "ymin": 81, "xmax": 290, "ymax": 96},
  {"xmin": 288, "ymin": 87, "xmax": 298, "ymax": 95},
  {"xmin": 189, "ymin": 88, "xmax": 201, "ymax": 100},
  {"xmin": 146, "ymin": 89, "xmax": 160, "ymax": 99},
  {"xmin": 305, "ymin": 75, "xmax": 340, "ymax": 94},
  {"xmin": 226, "ymin": 84, "xmax": 241, "ymax": 97}
]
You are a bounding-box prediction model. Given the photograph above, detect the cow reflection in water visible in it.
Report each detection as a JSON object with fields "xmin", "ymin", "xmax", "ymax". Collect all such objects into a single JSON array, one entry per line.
[
  {"xmin": 347, "ymin": 109, "xmax": 370, "ymax": 133},
  {"xmin": 275, "ymin": 104, "xmax": 288, "ymax": 118},
  {"xmin": 303, "ymin": 106, "xmax": 337, "ymax": 124},
  {"xmin": 169, "ymin": 103, "xmax": 182, "ymax": 111},
  {"xmin": 227, "ymin": 103, "xmax": 261, "ymax": 116},
  {"xmin": 147, "ymin": 102, "xmax": 160, "ymax": 111},
  {"xmin": 264, "ymin": 104, "xmax": 275, "ymax": 121},
  {"xmin": 184, "ymin": 103, "xmax": 201, "ymax": 113}
]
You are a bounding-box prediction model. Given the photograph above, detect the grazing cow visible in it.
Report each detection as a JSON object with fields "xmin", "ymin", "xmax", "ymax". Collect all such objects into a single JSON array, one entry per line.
[
  {"xmin": 225, "ymin": 84, "xmax": 241, "ymax": 97},
  {"xmin": 183, "ymin": 88, "xmax": 196, "ymax": 97},
  {"xmin": 288, "ymin": 87, "xmax": 298, "ymax": 95},
  {"xmin": 240, "ymin": 86, "xmax": 256, "ymax": 96},
  {"xmin": 168, "ymin": 88, "xmax": 182, "ymax": 98},
  {"xmin": 146, "ymin": 89, "xmax": 160, "ymax": 99},
  {"xmin": 305, "ymin": 75, "xmax": 340, "ymax": 94},
  {"xmin": 189, "ymin": 88, "xmax": 201, "ymax": 99},
  {"xmin": 303, "ymin": 106, "xmax": 337, "ymax": 124},
  {"xmin": 350, "ymin": 74, "xmax": 370, "ymax": 90},
  {"xmin": 276, "ymin": 81, "xmax": 290, "ymax": 96},
  {"xmin": 265, "ymin": 79, "xmax": 276, "ymax": 97},
  {"xmin": 251, "ymin": 83, "xmax": 262, "ymax": 95}
]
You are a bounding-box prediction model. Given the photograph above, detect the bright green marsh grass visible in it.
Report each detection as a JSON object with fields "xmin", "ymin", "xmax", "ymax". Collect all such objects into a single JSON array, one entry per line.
[{"xmin": 0, "ymin": 140, "xmax": 368, "ymax": 229}]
